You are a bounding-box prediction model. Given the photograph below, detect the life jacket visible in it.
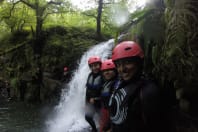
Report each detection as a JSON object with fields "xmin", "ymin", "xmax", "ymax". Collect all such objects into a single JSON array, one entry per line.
[
  {"xmin": 100, "ymin": 79, "xmax": 117, "ymax": 108},
  {"xmin": 86, "ymin": 72, "xmax": 103, "ymax": 101}
]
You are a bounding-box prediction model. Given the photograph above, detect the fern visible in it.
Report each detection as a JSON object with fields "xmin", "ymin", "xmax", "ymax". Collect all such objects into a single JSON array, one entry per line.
[{"xmin": 157, "ymin": 0, "xmax": 198, "ymax": 114}]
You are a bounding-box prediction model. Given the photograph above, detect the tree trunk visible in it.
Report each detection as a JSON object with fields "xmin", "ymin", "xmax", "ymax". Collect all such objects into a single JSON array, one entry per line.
[
  {"xmin": 32, "ymin": 7, "xmax": 45, "ymax": 103},
  {"xmin": 96, "ymin": 0, "xmax": 103, "ymax": 39}
]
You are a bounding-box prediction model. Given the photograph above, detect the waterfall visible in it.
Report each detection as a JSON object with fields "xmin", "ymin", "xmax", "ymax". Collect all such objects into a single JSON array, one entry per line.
[{"xmin": 46, "ymin": 39, "xmax": 114, "ymax": 132}]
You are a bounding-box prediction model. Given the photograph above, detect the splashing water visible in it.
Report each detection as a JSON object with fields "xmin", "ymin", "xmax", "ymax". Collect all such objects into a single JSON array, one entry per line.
[{"xmin": 46, "ymin": 39, "xmax": 114, "ymax": 132}]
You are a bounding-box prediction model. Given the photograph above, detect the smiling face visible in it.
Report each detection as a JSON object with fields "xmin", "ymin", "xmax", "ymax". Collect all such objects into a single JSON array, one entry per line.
[
  {"xmin": 89, "ymin": 62, "xmax": 101, "ymax": 74},
  {"xmin": 102, "ymin": 69, "xmax": 116, "ymax": 81},
  {"xmin": 115, "ymin": 59, "xmax": 138, "ymax": 81}
]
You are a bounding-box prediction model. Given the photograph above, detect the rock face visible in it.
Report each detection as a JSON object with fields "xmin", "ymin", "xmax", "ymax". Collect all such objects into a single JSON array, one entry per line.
[
  {"xmin": 24, "ymin": 77, "xmax": 62, "ymax": 103},
  {"xmin": 6, "ymin": 74, "xmax": 63, "ymax": 104},
  {"xmin": 40, "ymin": 77, "xmax": 62, "ymax": 103}
]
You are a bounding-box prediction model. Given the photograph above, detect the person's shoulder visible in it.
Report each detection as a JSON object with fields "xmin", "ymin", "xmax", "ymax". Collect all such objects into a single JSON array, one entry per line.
[
  {"xmin": 140, "ymin": 75, "xmax": 160, "ymax": 96},
  {"xmin": 88, "ymin": 72, "xmax": 92, "ymax": 75},
  {"xmin": 87, "ymin": 72, "xmax": 93, "ymax": 77},
  {"xmin": 140, "ymin": 75, "xmax": 157, "ymax": 85}
]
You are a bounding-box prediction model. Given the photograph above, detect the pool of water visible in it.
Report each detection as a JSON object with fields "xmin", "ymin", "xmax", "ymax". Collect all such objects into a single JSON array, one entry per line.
[{"xmin": 0, "ymin": 100, "xmax": 52, "ymax": 132}]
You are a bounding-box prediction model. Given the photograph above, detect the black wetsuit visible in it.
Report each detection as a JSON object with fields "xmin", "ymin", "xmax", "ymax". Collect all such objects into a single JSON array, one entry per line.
[
  {"xmin": 100, "ymin": 78, "xmax": 118, "ymax": 131},
  {"xmin": 85, "ymin": 72, "xmax": 103, "ymax": 132},
  {"xmin": 109, "ymin": 76, "xmax": 174, "ymax": 132}
]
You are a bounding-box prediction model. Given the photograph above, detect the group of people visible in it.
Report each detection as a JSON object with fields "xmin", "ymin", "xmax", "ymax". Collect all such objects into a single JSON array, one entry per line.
[{"xmin": 85, "ymin": 41, "xmax": 175, "ymax": 132}]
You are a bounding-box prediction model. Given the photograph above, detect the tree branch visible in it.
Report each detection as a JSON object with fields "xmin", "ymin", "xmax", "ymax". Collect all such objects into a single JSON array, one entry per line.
[
  {"xmin": 47, "ymin": 1, "xmax": 62, "ymax": 6},
  {"xmin": 103, "ymin": 2, "xmax": 112, "ymax": 5},
  {"xmin": 42, "ymin": 1, "xmax": 63, "ymax": 13},
  {"xmin": 82, "ymin": 12, "xmax": 97, "ymax": 19},
  {"xmin": 43, "ymin": 10, "xmax": 69, "ymax": 20},
  {"xmin": 20, "ymin": 0, "xmax": 36, "ymax": 9},
  {"xmin": 0, "ymin": 41, "xmax": 30, "ymax": 56},
  {"xmin": 1, "ymin": 1, "xmax": 20, "ymax": 20}
]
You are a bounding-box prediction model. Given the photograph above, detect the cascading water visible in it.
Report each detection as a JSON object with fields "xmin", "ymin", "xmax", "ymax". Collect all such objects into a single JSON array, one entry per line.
[{"xmin": 46, "ymin": 39, "xmax": 114, "ymax": 132}]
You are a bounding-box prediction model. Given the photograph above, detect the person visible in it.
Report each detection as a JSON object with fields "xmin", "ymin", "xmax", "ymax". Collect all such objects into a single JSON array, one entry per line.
[
  {"xmin": 108, "ymin": 41, "xmax": 175, "ymax": 132},
  {"xmin": 99, "ymin": 59, "xmax": 117, "ymax": 132},
  {"xmin": 85, "ymin": 56, "xmax": 104, "ymax": 132},
  {"xmin": 62, "ymin": 66, "xmax": 69, "ymax": 82},
  {"xmin": 5, "ymin": 80, "xmax": 11, "ymax": 100},
  {"xmin": 0, "ymin": 79, "xmax": 4, "ymax": 97},
  {"xmin": 63, "ymin": 67, "xmax": 68, "ymax": 77}
]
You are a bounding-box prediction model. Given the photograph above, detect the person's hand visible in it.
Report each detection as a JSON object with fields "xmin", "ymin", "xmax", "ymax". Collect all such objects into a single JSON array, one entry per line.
[{"xmin": 89, "ymin": 98, "xmax": 95, "ymax": 104}]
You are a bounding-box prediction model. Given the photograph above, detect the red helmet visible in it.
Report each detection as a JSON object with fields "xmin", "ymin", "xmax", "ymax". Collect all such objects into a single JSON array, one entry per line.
[
  {"xmin": 88, "ymin": 56, "xmax": 102, "ymax": 65},
  {"xmin": 101, "ymin": 59, "xmax": 116, "ymax": 71},
  {"xmin": 64, "ymin": 67, "xmax": 68, "ymax": 71},
  {"xmin": 112, "ymin": 41, "xmax": 144, "ymax": 61}
]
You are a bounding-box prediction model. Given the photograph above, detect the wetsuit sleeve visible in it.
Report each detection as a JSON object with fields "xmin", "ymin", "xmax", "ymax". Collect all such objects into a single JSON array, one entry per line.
[
  {"xmin": 85, "ymin": 74, "xmax": 91, "ymax": 102},
  {"xmin": 141, "ymin": 81, "xmax": 162, "ymax": 132}
]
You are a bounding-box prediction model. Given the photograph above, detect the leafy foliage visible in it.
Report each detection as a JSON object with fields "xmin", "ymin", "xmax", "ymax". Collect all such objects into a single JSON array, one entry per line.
[
  {"xmin": 127, "ymin": 0, "xmax": 198, "ymax": 117},
  {"xmin": 0, "ymin": 26, "xmax": 104, "ymax": 102},
  {"xmin": 0, "ymin": 0, "xmax": 197, "ymax": 113},
  {"xmin": 159, "ymin": 0, "xmax": 198, "ymax": 111},
  {"xmin": 0, "ymin": 1, "xmax": 35, "ymax": 32}
]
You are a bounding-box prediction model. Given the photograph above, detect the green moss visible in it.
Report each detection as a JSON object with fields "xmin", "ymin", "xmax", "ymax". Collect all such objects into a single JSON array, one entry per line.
[{"xmin": 0, "ymin": 26, "xmax": 110, "ymax": 103}]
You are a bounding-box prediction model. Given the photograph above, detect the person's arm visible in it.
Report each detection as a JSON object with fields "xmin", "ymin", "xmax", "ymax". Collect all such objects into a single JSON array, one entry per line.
[
  {"xmin": 85, "ymin": 84, "xmax": 91, "ymax": 103},
  {"xmin": 141, "ymin": 81, "xmax": 162, "ymax": 131}
]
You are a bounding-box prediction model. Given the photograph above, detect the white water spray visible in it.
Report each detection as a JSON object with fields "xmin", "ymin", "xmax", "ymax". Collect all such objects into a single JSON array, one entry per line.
[
  {"xmin": 108, "ymin": 4, "xmax": 130, "ymax": 28},
  {"xmin": 46, "ymin": 39, "xmax": 114, "ymax": 132}
]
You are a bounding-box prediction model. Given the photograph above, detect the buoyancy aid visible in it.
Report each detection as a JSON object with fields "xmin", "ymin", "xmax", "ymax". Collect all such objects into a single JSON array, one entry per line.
[
  {"xmin": 86, "ymin": 72, "xmax": 103, "ymax": 102},
  {"xmin": 100, "ymin": 79, "xmax": 117, "ymax": 108}
]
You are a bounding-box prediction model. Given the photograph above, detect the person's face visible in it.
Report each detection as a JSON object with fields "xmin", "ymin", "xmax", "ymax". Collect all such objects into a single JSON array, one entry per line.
[
  {"xmin": 115, "ymin": 59, "xmax": 138, "ymax": 81},
  {"xmin": 102, "ymin": 69, "xmax": 116, "ymax": 80},
  {"xmin": 89, "ymin": 62, "xmax": 101, "ymax": 74}
]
